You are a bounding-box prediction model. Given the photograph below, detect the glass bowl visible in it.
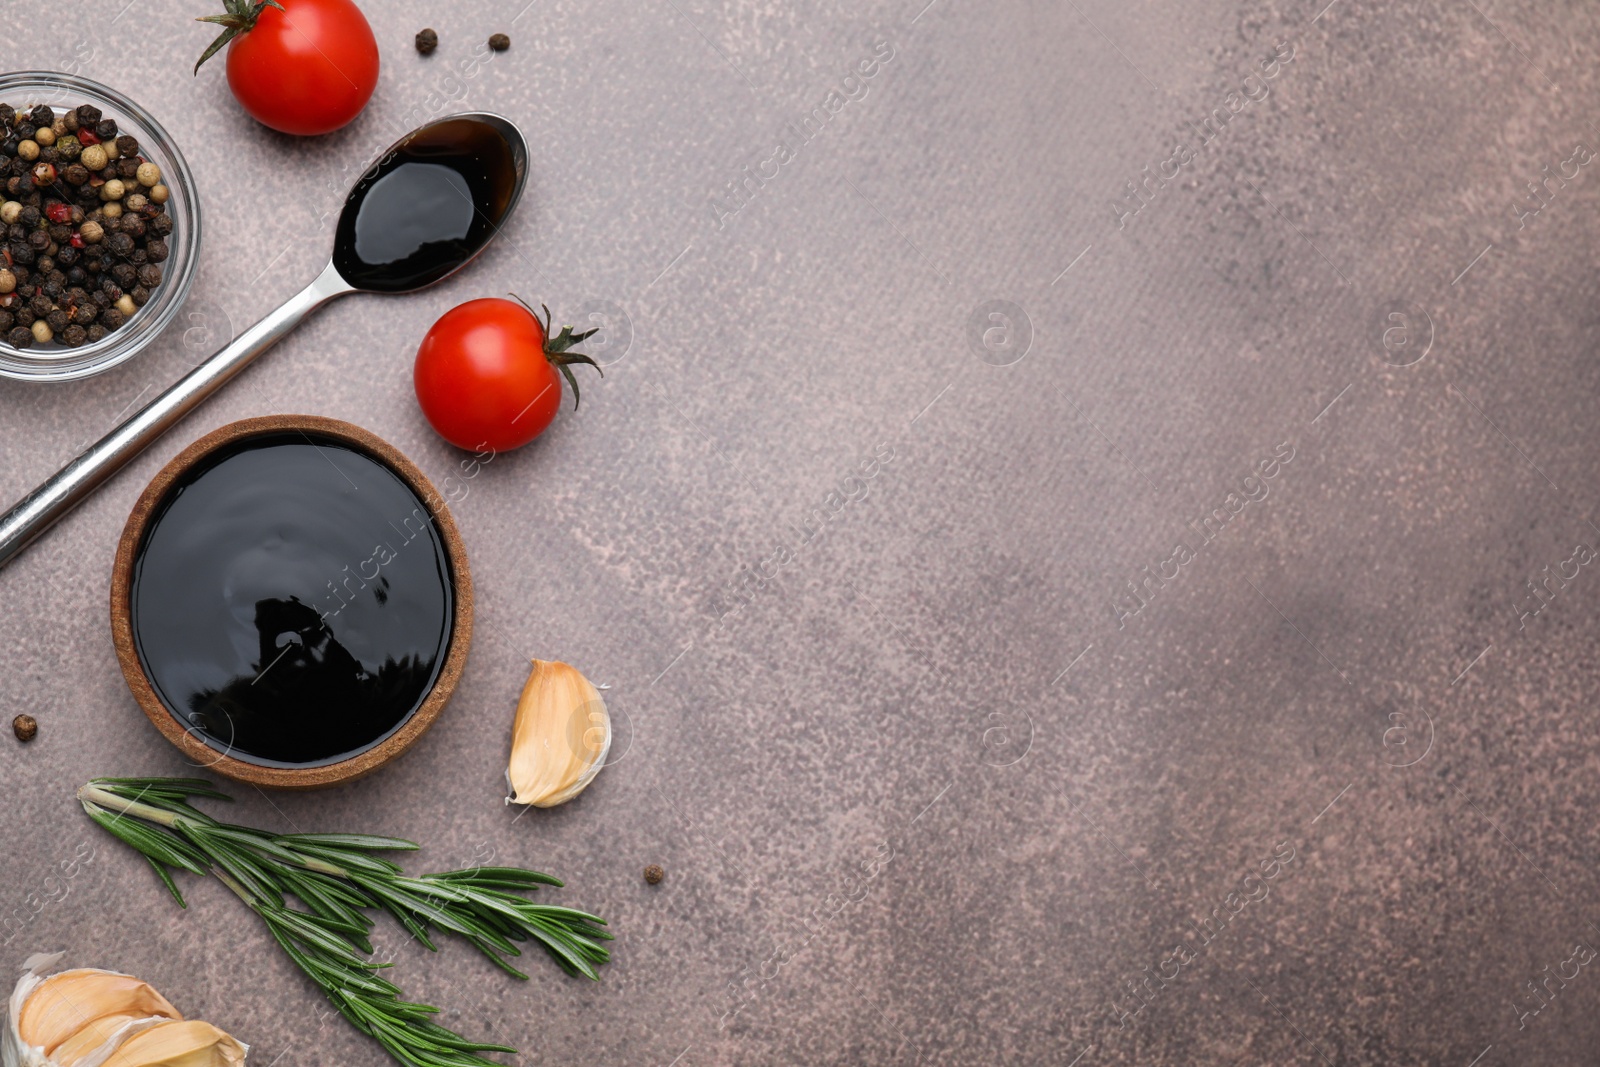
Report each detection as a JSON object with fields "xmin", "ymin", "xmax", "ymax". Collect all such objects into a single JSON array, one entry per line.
[{"xmin": 0, "ymin": 71, "xmax": 202, "ymax": 382}]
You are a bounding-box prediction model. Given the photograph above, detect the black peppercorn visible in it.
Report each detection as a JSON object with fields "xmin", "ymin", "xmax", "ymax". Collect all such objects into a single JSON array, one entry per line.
[
  {"xmin": 643, "ymin": 864, "xmax": 664, "ymax": 884},
  {"xmin": 56, "ymin": 245, "xmax": 77, "ymax": 268},
  {"xmin": 75, "ymin": 105, "xmax": 101, "ymax": 128},
  {"xmin": 149, "ymin": 214, "xmax": 173, "ymax": 237},
  {"xmin": 131, "ymin": 285, "xmax": 150, "ymax": 306},
  {"xmin": 489, "ymin": 33, "xmax": 510, "ymax": 51},
  {"xmin": 66, "ymin": 266, "xmax": 86, "ymax": 286},
  {"xmin": 14, "ymin": 307, "xmax": 33, "ymax": 327},
  {"xmin": 15, "ymin": 123, "xmax": 35, "ymax": 142},
  {"xmin": 115, "ymin": 135, "xmax": 138, "ymax": 157},
  {"xmin": 73, "ymin": 304, "xmax": 95, "ymax": 326},
  {"xmin": 28, "ymin": 293, "xmax": 52, "ymax": 317},
  {"xmin": 0, "ymin": 105, "xmax": 14, "ymax": 128},
  {"xmin": 90, "ymin": 290, "xmax": 110, "ymax": 309},
  {"xmin": 94, "ymin": 119, "xmax": 117, "ymax": 141},
  {"xmin": 107, "ymin": 232, "xmax": 134, "ymax": 257},
  {"xmin": 137, "ymin": 264, "xmax": 162, "ymax": 287},
  {"xmin": 45, "ymin": 309, "xmax": 67, "ymax": 332},
  {"xmin": 14, "ymin": 175, "xmax": 33, "ymax": 197},
  {"xmin": 115, "ymin": 158, "xmax": 139, "ymax": 180},
  {"xmin": 129, "ymin": 248, "xmax": 147, "ymax": 266},
  {"xmin": 0, "ymin": 310, "xmax": 10, "ymax": 332},
  {"xmin": 99, "ymin": 307, "xmax": 125, "ymax": 329},
  {"xmin": 145, "ymin": 238, "xmax": 168, "ymax": 262},
  {"xmin": 86, "ymin": 323, "xmax": 107, "ymax": 343},
  {"xmin": 415, "ymin": 27, "xmax": 439, "ymax": 54},
  {"xmin": 112, "ymin": 263, "xmax": 137, "ymax": 288},
  {"xmin": 27, "ymin": 230, "xmax": 49, "ymax": 252},
  {"xmin": 100, "ymin": 279, "xmax": 122, "ymax": 298},
  {"xmin": 120, "ymin": 215, "xmax": 146, "ymax": 238},
  {"xmin": 9, "ymin": 243, "xmax": 33, "ymax": 266},
  {"xmin": 7, "ymin": 325, "xmax": 31, "ymax": 348},
  {"xmin": 61, "ymin": 324, "xmax": 85, "ymax": 346},
  {"xmin": 29, "ymin": 106, "xmax": 53, "ymax": 128}
]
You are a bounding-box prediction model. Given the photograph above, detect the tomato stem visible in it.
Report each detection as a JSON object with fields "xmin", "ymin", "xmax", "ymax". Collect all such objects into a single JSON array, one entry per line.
[
  {"xmin": 193, "ymin": 0, "xmax": 286, "ymax": 75},
  {"xmin": 508, "ymin": 293, "xmax": 603, "ymax": 410}
]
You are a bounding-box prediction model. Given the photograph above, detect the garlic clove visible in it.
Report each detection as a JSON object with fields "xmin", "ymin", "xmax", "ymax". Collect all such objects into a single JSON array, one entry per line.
[
  {"xmin": 53, "ymin": 1015, "xmax": 165, "ymax": 1067},
  {"xmin": 98, "ymin": 1021, "xmax": 246, "ymax": 1067},
  {"xmin": 16, "ymin": 971, "xmax": 181, "ymax": 1055},
  {"xmin": 506, "ymin": 659, "xmax": 612, "ymax": 808}
]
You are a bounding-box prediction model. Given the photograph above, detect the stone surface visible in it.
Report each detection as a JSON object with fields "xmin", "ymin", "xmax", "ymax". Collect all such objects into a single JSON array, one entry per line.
[{"xmin": 3, "ymin": 1, "xmax": 1600, "ymax": 1064}]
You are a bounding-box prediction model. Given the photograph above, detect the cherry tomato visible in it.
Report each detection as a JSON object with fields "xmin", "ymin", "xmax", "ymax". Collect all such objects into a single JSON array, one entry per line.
[
  {"xmin": 196, "ymin": 0, "xmax": 379, "ymax": 136},
  {"xmin": 413, "ymin": 298, "xmax": 601, "ymax": 452}
]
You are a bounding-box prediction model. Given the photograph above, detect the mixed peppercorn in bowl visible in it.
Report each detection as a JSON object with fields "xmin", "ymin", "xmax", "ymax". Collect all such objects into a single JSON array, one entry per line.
[{"xmin": 0, "ymin": 73, "xmax": 200, "ymax": 382}]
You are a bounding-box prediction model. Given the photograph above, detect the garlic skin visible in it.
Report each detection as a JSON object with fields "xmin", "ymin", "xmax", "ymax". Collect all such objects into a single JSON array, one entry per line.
[
  {"xmin": 3, "ymin": 957, "xmax": 244, "ymax": 1067},
  {"xmin": 506, "ymin": 659, "xmax": 612, "ymax": 808}
]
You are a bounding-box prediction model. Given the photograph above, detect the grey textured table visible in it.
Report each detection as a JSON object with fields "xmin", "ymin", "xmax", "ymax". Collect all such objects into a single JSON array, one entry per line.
[{"xmin": 4, "ymin": 1, "xmax": 1600, "ymax": 1063}]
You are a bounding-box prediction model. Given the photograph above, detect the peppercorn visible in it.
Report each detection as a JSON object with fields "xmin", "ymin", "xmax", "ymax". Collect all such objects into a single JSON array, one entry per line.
[
  {"xmin": 101, "ymin": 202, "xmax": 122, "ymax": 220},
  {"xmin": 111, "ymin": 263, "xmax": 137, "ymax": 289},
  {"xmin": 114, "ymin": 293, "xmax": 136, "ymax": 317},
  {"xmin": 6, "ymin": 324, "xmax": 30, "ymax": 348},
  {"xmin": 16, "ymin": 140, "xmax": 38, "ymax": 163},
  {"xmin": 9, "ymin": 242, "xmax": 33, "ymax": 266},
  {"xmin": 12, "ymin": 714, "xmax": 37, "ymax": 742},
  {"xmin": 107, "ymin": 232, "xmax": 134, "ymax": 257},
  {"xmin": 31, "ymin": 162, "xmax": 55, "ymax": 186},
  {"xmin": 489, "ymin": 33, "xmax": 510, "ymax": 51},
  {"xmin": 135, "ymin": 161, "xmax": 161, "ymax": 188},
  {"xmin": 120, "ymin": 214, "xmax": 146, "ymax": 239},
  {"xmin": 14, "ymin": 307, "xmax": 33, "ymax": 327},
  {"xmin": 98, "ymin": 307, "xmax": 124, "ymax": 329},
  {"xmin": 61, "ymin": 323, "xmax": 85, "ymax": 346},
  {"xmin": 44, "ymin": 308, "xmax": 67, "ymax": 332},
  {"xmin": 79, "ymin": 144, "xmax": 106, "ymax": 171},
  {"xmin": 57, "ymin": 245, "xmax": 78, "ymax": 268},
  {"xmin": 90, "ymin": 290, "xmax": 109, "ymax": 309},
  {"xmin": 0, "ymin": 269, "xmax": 12, "ymax": 294},
  {"xmin": 115, "ymin": 158, "xmax": 139, "ymax": 180},
  {"xmin": 61, "ymin": 163, "xmax": 87, "ymax": 186},
  {"xmin": 0, "ymin": 310, "xmax": 10, "ymax": 332},
  {"xmin": 136, "ymin": 264, "xmax": 162, "ymax": 288},
  {"xmin": 148, "ymin": 183, "xmax": 169, "ymax": 205},
  {"xmin": 75, "ymin": 105, "xmax": 101, "ymax": 128},
  {"xmin": 0, "ymin": 202, "xmax": 16, "ymax": 225},
  {"xmin": 61, "ymin": 109, "xmax": 77, "ymax": 133},
  {"xmin": 130, "ymin": 285, "xmax": 150, "ymax": 306},
  {"xmin": 85, "ymin": 324, "xmax": 106, "ymax": 343},
  {"xmin": 124, "ymin": 192, "xmax": 148, "ymax": 214},
  {"xmin": 71, "ymin": 303, "xmax": 95, "ymax": 326},
  {"xmin": 115, "ymin": 134, "xmax": 138, "ymax": 157},
  {"xmin": 15, "ymin": 123, "xmax": 35, "ymax": 141},
  {"xmin": 149, "ymin": 214, "xmax": 172, "ymax": 237},
  {"xmin": 415, "ymin": 27, "xmax": 439, "ymax": 54},
  {"xmin": 27, "ymin": 231, "xmax": 48, "ymax": 253},
  {"xmin": 30, "ymin": 319, "xmax": 52, "ymax": 343},
  {"xmin": 0, "ymin": 105, "xmax": 14, "ymax": 128},
  {"xmin": 100, "ymin": 178, "xmax": 125, "ymax": 201},
  {"xmin": 643, "ymin": 864, "xmax": 664, "ymax": 884},
  {"xmin": 78, "ymin": 219, "xmax": 103, "ymax": 244},
  {"xmin": 145, "ymin": 237, "xmax": 168, "ymax": 262},
  {"xmin": 34, "ymin": 127, "xmax": 56, "ymax": 149},
  {"xmin": 55, "ymin": 137, "xmax": 79, "ymax": 162},
  {"xmin": 28, "ymin": 293, "xmax": 51, "ymax": 317},
  {"xmin": 94, "ymin": 119, "xmax": 117, "ymax": 141}
]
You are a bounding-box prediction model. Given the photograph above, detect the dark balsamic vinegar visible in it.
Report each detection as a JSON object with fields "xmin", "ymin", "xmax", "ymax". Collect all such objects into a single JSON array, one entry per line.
[
  {"xmin": 332, "ymin": 118, "xmax": 520, "ymax": 292},
  {"xmin": 130, "ymin": 434, "xmax": 454, "ymax": 767}
]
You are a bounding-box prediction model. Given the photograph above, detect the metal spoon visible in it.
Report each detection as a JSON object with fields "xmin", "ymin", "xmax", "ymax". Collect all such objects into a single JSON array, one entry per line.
[{"xmin": 0, "ymin": 112, "xmax": 528, "ymax": 571}]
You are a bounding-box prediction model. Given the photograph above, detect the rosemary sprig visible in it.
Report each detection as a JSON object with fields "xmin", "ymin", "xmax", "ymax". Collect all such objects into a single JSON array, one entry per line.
[{"xmin": 77, "ymin": 776, "xmax": 612, "ymax": 1067}]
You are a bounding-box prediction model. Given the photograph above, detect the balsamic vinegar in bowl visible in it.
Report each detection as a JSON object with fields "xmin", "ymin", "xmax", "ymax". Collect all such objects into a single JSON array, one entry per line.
[{"xmin": 111, "ymin": 416, "xmax": 473, "ymax": 789}]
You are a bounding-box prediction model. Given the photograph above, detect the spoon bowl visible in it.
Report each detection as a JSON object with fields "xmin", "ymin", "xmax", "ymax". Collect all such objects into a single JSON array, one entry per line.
[{"xmin": 0, "ymin": 113, "xmax": 529, "ymax": 572}]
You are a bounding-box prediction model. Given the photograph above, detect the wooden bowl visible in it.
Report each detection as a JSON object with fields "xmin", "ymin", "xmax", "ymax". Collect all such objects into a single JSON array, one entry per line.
[{"xmin": 109, "ymin": 415, "xmax": 473, "ymax": 790}]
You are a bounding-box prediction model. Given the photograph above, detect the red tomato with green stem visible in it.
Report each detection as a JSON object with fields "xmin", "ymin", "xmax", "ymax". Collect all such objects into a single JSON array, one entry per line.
[
  {"xmin": 194, "ymin": 0, "xmax": 379, "ymax": 136},
  {"xmin": 414, "ymin": 297, "xmax": 602, "ymax": 452}
]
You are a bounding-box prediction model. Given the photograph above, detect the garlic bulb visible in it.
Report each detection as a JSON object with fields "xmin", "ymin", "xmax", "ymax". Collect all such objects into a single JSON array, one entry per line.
[
  {"xmin": 505, "ymin": 659, "xmax": 611, "ymax": 807},
  {"xmin": 3, "ymin": 956, "xmax": 245, "ymax": 1067}
]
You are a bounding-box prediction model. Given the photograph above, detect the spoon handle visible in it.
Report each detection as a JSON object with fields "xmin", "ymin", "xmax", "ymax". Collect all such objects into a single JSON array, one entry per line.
[{"xmin": 0, "ymin": 262, "xmax": 354, "ymax": 572}]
